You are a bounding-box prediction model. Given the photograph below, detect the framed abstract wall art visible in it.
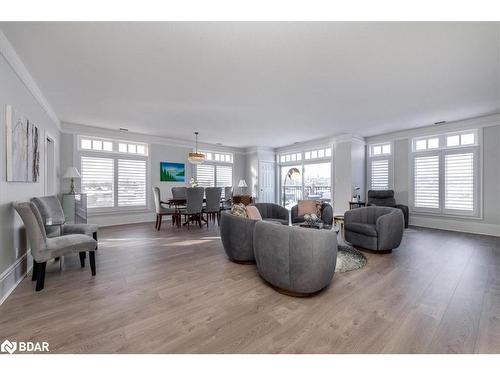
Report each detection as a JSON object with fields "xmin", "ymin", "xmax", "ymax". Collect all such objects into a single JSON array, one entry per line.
[{"xmin": 5, "ymin": 104, "xmax": 40, "ymax": 182}]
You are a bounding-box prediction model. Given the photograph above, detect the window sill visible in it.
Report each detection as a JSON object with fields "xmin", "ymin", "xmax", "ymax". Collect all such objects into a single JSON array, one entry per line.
[
  {"xmin": 410, "ymin": 210, "xmax": 483, "ymax": 221},
  {"xmin": 88, "ymin": 207, "xmax": 152, "ymax": 217}
]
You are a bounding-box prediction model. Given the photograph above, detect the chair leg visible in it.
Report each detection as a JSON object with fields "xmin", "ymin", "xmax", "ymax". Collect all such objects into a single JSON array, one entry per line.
[
  {"xmin": 32, "ymin": 260, "xmax": 38, "ymax": 281},
  {"xmin": 198, "ymin": 214, "xmax": 202, "ymax": 228},
  {"xmin": 158, "ymin": 215, "xmax": 163, "ymax": 230},
  {"xmin": 155, "ymin": 215, "xmax": 159, "ymax": 229},
  {"xmin": 217, "ymin": 211, "xmax": 221, "ymax": 226},
  {"xmin": 79, "ymin": 252, "xmax": 85, "ymax": 267},
  {"xmin": 35, "ymin": 262, "xmax": 47, "ymax": 291},
  {"xmin": 89, "ymin": 251, "xmax": 96, "ymax": 276}
]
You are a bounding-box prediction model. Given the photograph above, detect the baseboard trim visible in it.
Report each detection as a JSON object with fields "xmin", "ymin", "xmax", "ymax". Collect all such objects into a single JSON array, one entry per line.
[
  {"xmin": 0, "ymin": 250, "xmax": 32, "ymax": 306},
  {"xmin": 410, "ymin": 215, "xmax": 500, "ymax": 237},
  {"xmin": 88, "ymin": 211, "xmax": 159, "ymax": 227}
]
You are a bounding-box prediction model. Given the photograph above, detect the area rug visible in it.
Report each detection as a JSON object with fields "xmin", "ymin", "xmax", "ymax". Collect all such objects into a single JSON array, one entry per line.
[{"xmin": 335, "ymin": 244, "xmax": 367, "ymax": 273}]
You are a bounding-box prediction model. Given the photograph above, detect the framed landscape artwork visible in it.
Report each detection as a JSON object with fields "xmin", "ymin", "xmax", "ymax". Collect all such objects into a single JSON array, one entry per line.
[
  {"xmin": 5, "ymin": 104, "xmax": 40, "ymax": 182},
  {"xmin": 160, "ymin": 162, "xmax": 185, "ymax": 182}
]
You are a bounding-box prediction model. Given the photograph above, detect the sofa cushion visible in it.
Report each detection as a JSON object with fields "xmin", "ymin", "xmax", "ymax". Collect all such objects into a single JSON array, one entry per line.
[
  {"xmin": 346, "ymin": 222, "xmax": 378, "ymax": 237},
  {"xmin": 246, "ymin": 205, "xmax": 263, "ymax": 220},
  {"xmin": 297, "ymin": 200, "xmax": 321, "ymax": 217}
]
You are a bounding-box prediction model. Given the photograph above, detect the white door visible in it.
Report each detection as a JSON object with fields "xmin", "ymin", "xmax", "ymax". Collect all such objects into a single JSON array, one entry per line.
[{"xmin": 258, "ymin": 161, "xmax": 275, "ymax": 203}]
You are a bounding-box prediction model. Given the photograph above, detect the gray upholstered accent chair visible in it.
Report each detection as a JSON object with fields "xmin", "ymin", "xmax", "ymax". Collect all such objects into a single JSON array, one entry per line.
[
  {"xmin": 291, "ymin": 202, "xmax": 334, "ymax": 225},
  {"xmin": 153, "ymin": 187, "xmax": 179, "ymax": 230},
  {"xmin": 367, "ymin": 190, "xmax": 409, "ymax": 228},
  {"xmin": 219, "ymin": 211, "xmax": 259, "ymax": 263},
  {"xmin": 14, "ymin": 201, "xmax": 97, "ymax": 291},
  {"xmin": 31, "ymin": 195, "xmax": 98, "ymax": 268},
  {"xmin": 178, "ymin": 187, "xmax": 205, "ymax": 229},
  {"xmin": 204, "ymin": 187, "xmax": 222, "ymax": 225},
  {"xmin": 253, "ymin": 221, "xmax": 337, "ymax": 296},
  {"xmin": 31, "ymin": 196, "xmax": 98, "ymax": 239},
  {"xmin": 344, "ymin": 206, "xmax": 404, "ymax": 252},
  {"xmin": 252, "ymin": 203, "xmax": 289, "ymax": 225}
]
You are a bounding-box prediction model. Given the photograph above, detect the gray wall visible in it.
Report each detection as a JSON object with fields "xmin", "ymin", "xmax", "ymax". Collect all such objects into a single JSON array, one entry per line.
[
  {"xmin": 0, "ymin": 54, "xmax": 61, "ymax": 278},
  {"xmin": 366, "ymin": 120, "xmax": 500, "ymax": 236}
]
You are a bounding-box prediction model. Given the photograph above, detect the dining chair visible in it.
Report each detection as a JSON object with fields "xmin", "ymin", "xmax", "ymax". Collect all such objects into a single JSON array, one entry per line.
[
  {"xmin": 153, "ymin": 187, "xmax": 179, "ymax": 230},
  {"xmin": 179, "ymin": 187, "xmax": 205, "ymax": 229},
  {"xmin": 204, "ymin": 187, "xmax": 222, "ymax": 225},
  {"xmin": 171, "ymin": 187, "xmax": 187, "ymax": 200},
  {"xmin": 222, "ymin": 186, "xmax": 233, "ymax": 211},
  {"xmin": 13, "ymin": 201, "xmax": 97, "ymax": 291}
]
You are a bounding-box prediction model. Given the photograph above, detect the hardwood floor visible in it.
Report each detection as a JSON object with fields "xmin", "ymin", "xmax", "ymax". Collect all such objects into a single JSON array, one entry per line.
[{"xmin": 0, "ymin": 222, "xmax": 499, "ymax": 353}]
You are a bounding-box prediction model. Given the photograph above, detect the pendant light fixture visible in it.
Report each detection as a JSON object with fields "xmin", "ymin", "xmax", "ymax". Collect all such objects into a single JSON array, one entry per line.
[{"xmin": 187, "ymin": 132, "xmax": 205, "ymax": 164}]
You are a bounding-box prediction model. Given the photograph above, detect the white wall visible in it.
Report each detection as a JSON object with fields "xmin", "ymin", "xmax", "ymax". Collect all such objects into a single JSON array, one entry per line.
[
  {"xmin": 0, "ymin": 48, "xmax": 61, "ymax": 303},
  {"xmin": 365, "ymin": 114, "xmax": 500, "ymax": 236}
]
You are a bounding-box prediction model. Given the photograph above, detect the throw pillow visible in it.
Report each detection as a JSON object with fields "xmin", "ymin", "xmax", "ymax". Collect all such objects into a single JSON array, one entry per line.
[
  {"xmin": 245, "ymin": 205, "xmax": 263, "ymax": 221},
  {"xmin": 231, "ymin": 203, "xmax": 248, "ymax": 218},
  {"xmin": 298, "ymin": 200, "xmax": 320, "ymax": 217}
]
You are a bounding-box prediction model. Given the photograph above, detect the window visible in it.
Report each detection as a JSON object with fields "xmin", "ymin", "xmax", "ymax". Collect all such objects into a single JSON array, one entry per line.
[
  {"xmin": 79, "ymin": 136, "xmax": 149, "ymax": 210},
  {"xmin": 368, "ymin": 142, "xmax": 393, "ymax": 190},
  {"xmin": 303, "ymin": 163, "xmax": 331, "ymax": 201},
  {"xmin": 414, "ymin": 155, "xmax": 440, "ymax": 209},
  {"xmin": 281, "ymin": 164, "xmax": 303, "ymax": 208},
  {"xmin": 81, "ymin": 156, "xmax": 115, "ymax": 208},
  {"xmin": 370, "ymin": 143, "xmax": 391, "ymax": 156},
  {"xmin": 370, "ymin": 159, "xmax": 389, "ymax": 190},
  {"xmin": 118, "ymin": 159, "xmax": 147, "ymax": 207},
  {"xmin": 280, "ymin": 152, "xmax": 302, "ymax": 163},
  {"xmin": 196, "ymin": 150, "xmax": 234, "ymax": 197},
  {"xmin": 444, "ymin": 153, "xmax": 474, "ymax": 211},
  {"xmin": 411, "ymin": 129, "xmax": 479, "ymax": 216}
]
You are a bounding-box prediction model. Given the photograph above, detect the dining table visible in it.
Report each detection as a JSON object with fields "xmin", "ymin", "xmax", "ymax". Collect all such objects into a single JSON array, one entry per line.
[{"xmin": 162, "ymin": 198, "xmax": 229, "ymax": 227}]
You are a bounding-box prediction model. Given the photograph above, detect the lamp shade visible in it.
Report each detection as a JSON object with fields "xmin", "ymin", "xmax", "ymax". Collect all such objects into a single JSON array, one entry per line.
[
  {"xmin": 63, "ymin": 167, "xmax": 81, "ymax": 179},
  {"xmin": 238, "ymin": 179, "xmax": 248, "ymax": 188},
  {"xmin": 286, "ymin": 167, "xmax": 300, "ymax": 179}
]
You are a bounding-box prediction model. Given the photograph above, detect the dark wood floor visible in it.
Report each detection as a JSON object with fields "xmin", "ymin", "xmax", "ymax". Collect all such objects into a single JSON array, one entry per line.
[{"xmin": 0, "ymin": 222, "xmax": 499, "ymax": 353}]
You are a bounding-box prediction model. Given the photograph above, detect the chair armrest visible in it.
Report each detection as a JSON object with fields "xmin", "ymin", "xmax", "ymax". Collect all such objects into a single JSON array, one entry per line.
[
  {"xmin": 344, "ymin": 208, "xmax": 364, "ymax": 225},
  {"xmin": 376, "ymin": 210, "xmax": 404, "ymax": 250}
]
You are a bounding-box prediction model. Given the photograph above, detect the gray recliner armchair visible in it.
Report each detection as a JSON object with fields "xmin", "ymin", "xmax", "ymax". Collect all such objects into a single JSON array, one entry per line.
[
  {"xmin": 367, "ymin": 190, "xmax": 409, "ymax": 228},
  {"xmin": 344, "ymin": 206, "xmax": 404, "ymax": 252},
  {"xmin": 252, "ymin": 203, "xmax": 289, "ymax": 225}
]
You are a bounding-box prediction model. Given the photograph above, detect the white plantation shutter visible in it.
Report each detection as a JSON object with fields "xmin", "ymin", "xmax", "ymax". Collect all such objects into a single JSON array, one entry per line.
[
  {"xmin": 216, "ymin": 165, "xmax": 233, "ymax": 189},
  {"xmin": 445, "ymin": 153, "xmax": 474, "ymax": 211},
  {"xmin": 196, "ymin": 164, "xmax": 215, "ymax": 187},
  {"xmin": 81, "ymin": 156, "xmax": 115, "ymax": 208},
  {"xmin": 414, "ymin": 155, "xmax": 440, "ymax": 209},
  {"xmin": 118, "ymin": 159, "xmax": 146, "ymax": 206},
  {"xmin": 370, "ymin": 159, "xmax": 389, "ymax": 190}
]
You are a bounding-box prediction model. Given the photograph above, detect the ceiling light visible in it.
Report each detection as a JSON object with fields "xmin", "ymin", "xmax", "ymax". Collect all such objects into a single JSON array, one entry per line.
[{"xmin": 188, "ymin": 132, "xmax": 205, "ymax": 164}]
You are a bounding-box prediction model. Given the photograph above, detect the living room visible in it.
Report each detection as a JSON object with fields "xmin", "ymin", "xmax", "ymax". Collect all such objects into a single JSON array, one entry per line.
[{"xmin": 1, "ymin": 2, "xmax": 499, "ymax": 373}]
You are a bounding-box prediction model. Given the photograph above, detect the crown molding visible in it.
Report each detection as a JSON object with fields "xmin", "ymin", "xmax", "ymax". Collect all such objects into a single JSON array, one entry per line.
[
  {"xmin": 60, "ymin": 121, "xmax": 247, "ymax": 154},
  {"xmin": 365, "ymin": 113, "xmax": 500, "ymax": 143},
  {"xmin": 0, "ymin": 29, "xmax": 61, "ymax": 130}
]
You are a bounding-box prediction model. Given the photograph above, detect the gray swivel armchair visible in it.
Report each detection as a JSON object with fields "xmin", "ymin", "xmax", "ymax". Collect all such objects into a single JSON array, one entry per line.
[
  {"xmin": 290, "ymin": 201, "xmax": 333, "ymax": 225},
  {"xmin": 31, "ymin": 195, "xmax": 98, "ymax": 268},
  {"xmin": 367, "ymin": 190, "xmax": 409, "ymax": 228},
  {"xmin": 178, "ymin": 187, "xmax": 205, "ymax": 229},
  {"xmin": 253, "ymin": 221, "xmax": 337, "ymax": 296},
  {"xmin": 219, "ymin": 211, "xmax": 259, "ymax": 263},
  {"xmin": 204, "ymin": 187, "xmax": 222, "ymax": 225},
  {"xmin": 14, "ymin": 202, "xmax": 97, "ymax": 291},
  {"xmin": 251, "ymin": 203, "xmax": 289, "ymax": 225},
  {"xmin": 344, "ymin": 206, "xmax": 404, "ymax": 252}
]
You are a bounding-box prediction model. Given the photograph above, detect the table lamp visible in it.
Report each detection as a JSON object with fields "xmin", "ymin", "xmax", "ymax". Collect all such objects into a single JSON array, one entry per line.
[{"xmin": 63, "ymin": 167, "xmax": 81, "ymax": 194}]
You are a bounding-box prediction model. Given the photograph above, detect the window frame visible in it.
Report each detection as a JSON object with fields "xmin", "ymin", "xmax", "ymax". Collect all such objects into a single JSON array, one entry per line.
[
  {"xmin": 195, "ymin": 150, "xmax": 234, "ymax": 192},
  {"xmin": 409, "ymin": 129, "xmax": 481, "ymax": 218},
  {"xmin": 77, "ymin": 136, "xmax": 150, "ymax": 214},
  {"xmin": 367, "ymin": 142, "xmax": 394, "ymax": 191}
]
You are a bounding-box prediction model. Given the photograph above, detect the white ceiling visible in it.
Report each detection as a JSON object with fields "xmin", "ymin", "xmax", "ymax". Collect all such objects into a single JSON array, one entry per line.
[{"xmin": 1, "ymin": 22, "xmax": 499, "ymax": 148}]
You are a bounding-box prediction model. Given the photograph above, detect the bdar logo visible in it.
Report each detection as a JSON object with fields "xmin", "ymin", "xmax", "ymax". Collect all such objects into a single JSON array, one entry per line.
[{"xmin": 1, "ymin": 339, "xmax": 17, "ymax": 354}]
